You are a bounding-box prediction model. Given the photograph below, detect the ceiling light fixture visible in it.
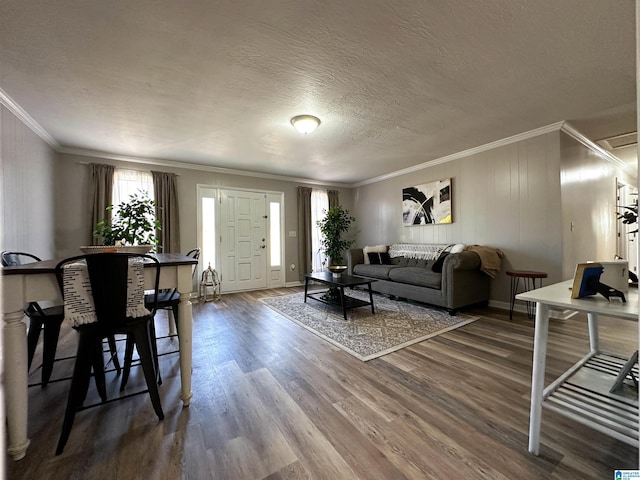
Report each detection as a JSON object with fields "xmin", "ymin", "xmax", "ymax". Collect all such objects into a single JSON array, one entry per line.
[{"xmin": 290, "ymin": 114, "xmax": 321, "ymax": 134}]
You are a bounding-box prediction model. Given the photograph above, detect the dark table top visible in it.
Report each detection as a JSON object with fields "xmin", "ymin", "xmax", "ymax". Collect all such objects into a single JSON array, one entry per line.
[
  {"xmin": 305, "ymin": 271, "xmax": 376, "ymax": 287},
  {"xmin": 2, "ymin": 253, "xmax": 198, "ymax": 275},
  {"xmin": 506, "ymin": 270, "xmax": 548, "ymax": 279}
]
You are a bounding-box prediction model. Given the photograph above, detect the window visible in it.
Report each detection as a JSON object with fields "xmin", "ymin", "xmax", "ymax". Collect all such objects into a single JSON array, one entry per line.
[
  {"xmin": 269, "ymin": 201, "xmax": 281, "ymax": 267},
  {"xmin": 201, "ymin": 195, "xmax": 216, "ymax": 270},
  {"xmin": 112, "ymin": 169, "xmax": 154, "ymax": 215},
  {"xmin": 311, "ymin": 189, "xmax": 329, "ymax": 272}
]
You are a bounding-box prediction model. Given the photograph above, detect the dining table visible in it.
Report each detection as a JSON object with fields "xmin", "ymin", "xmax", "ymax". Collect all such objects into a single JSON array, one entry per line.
[{"xmin": 1, "ymin": 252, "xmax": 198, "ymax": 461}]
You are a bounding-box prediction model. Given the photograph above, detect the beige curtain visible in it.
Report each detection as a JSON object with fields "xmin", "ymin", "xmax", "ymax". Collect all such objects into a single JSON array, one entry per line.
[
  {"xmin": 327, "ymin": 190, "xmax": 339, "ymax": 209},
  {"xmin": 90, "ymin": 164, "xmax": 115, "ymax": 245},
  {"xmin": 152, "ymin": 171, "xmax": 181, "ymax": 253},
  {"xmin": 297, "ymin": 186, "xmax": 313, "ymax": 279}
]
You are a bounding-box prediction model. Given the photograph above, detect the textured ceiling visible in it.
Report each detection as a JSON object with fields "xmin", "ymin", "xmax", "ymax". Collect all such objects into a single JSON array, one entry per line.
[{"xmin": 0, "ymin": 0, "xmax": 636, "ymax": 184}]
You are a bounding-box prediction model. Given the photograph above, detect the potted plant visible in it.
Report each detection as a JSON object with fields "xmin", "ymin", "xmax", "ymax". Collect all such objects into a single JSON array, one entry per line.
[
  {"xmin": 317, "ymin": 205, "xmax": 356, "ymax": 276},
  {"xmin": 617, "ymin": 200, "xmax": 638, "ymax": 234},
  {"xmin": 92, "ymin": 190, "xmax": 161, "ymax": 251}
]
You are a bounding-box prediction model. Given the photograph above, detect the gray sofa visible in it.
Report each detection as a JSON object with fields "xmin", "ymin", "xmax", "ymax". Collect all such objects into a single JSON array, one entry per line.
[{"xmin": 346, "ymin": 246, "xmax": 491, "ymax": 313}]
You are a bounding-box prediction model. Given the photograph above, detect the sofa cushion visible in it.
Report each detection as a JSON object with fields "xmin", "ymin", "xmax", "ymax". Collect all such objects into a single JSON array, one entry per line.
[
  {"xmin": 391, "ymin": 257, "xmax": 407, "ymax": 267},
  {"xmin": 363, "ymin": 245, "xmax": 388, "ymax": 264},
  {"xmin": 405, "ymin": 258, "xmax": 429, "ymax": 268},
  {"xmin": 368, "ymin": 252, "xmax": 391, "ymax": 265},
  {"xmin": 353, "ymin": 263, "xmax": 398, "ymax": 280},
  {"xmin": 388, "ymin": 267, "xmax": 442, "ymax": 289},
  {"xmin": 450, "ymin": 243, "xmax": 465, "ymax": 253}
]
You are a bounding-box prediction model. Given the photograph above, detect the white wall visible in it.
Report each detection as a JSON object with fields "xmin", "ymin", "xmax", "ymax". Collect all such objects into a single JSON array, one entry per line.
[
  {"xmin": 560, "ymin": 132, "xmax": 635, "ymax": 279},
  {"xmin": 0, "ymin": 108, "xmax": 56, "ymax": 478},
  {"xmin": 352, "ymin": 129, "xmax": 637, "ymax": 305},
  {"xmin": 352, "ymin": 131, "xmax": 565, "ymax": 304},
  {"xmin": 53, "ymin": 153, "xmax": 354, "ymax": 285},
  {"xmin": 0, "ymin": 105, "xmax": 56, "ymax": 258}
]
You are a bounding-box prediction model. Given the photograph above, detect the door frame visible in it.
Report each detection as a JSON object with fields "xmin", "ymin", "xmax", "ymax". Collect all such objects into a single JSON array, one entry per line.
[{"xmin": 196, "ymin": 184, "xmax": 285, "ymax": 293}]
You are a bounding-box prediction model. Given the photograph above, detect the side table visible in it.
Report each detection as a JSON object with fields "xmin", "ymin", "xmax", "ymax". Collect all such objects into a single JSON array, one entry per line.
[{"xmin": 506, "ymin": 270, "xmax": 548, "ymax": 320}]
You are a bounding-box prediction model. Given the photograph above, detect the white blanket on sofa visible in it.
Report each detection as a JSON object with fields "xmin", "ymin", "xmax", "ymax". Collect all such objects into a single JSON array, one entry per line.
[{"xmin": 388, "ymin": 243, "xmax": 451, "ymax": 260}]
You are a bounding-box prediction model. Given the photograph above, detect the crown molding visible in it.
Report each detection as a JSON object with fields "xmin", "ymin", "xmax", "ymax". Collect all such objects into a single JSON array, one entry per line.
[
  {"xmin": 352, "ymin": 122, "xmax": 566, "ymax": 187},
  {"xmin": 560, "ymin": 121, "xmax": 635, "ymax": 176},
  {"xmin": 352, "ymin": 120, "xmax": 635, "ymax": 187},
  {"xmin": 0, "ymin": 86, "xmax": 60, "ymax": 149},
  {"xmin": 58, "ymin": 146, "xmax": 350, "ymax": 188}
]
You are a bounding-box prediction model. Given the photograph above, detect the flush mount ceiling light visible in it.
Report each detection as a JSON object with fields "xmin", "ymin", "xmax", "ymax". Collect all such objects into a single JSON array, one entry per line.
[{"xmin": 290, "ymin": 114, "xmax": 321, "ymax": 134}]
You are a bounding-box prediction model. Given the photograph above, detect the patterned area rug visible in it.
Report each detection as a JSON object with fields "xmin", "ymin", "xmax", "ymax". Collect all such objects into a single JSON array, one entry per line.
[{"xmin": 261, "ymin": 289, "xmax": 479, "ymax": 361}]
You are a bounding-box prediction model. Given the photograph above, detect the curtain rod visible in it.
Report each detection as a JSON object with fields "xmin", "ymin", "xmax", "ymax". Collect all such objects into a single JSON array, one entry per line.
[{"xmin": 76, "ymin": 161, "xmax": 180, "ymax": 175}]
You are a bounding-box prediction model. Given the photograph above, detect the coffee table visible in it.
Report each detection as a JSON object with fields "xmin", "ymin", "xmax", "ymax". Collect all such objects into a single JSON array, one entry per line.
[{"xmin": 304, "ymin": 272, "xmax": 376, "ymax": 319}]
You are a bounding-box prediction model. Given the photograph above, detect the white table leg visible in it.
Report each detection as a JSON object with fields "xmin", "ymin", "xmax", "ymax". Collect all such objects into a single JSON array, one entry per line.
[
  {"xmin": 177, "ymin": 293, "xmax": 193, "ymax": 407},
  {"xmin": 528, "ymin": 302, "xmax": 549, "ymax": 455},
  {"xmin": 167, "ymin": 310, "xmax": 177, "ymax": 337},
  {"xmin": 3, "ymin": 310, "xmax": 31, "ymax": 460},
  {"xmin": 587, "ymin": 312, "xmax": 599, "ymax": 353}
]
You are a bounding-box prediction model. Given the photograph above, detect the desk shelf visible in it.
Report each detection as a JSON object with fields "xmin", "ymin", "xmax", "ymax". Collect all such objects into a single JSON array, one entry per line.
[{"xmin": 543, "ymin": 352, "xmax": 638, "ymax": 446}]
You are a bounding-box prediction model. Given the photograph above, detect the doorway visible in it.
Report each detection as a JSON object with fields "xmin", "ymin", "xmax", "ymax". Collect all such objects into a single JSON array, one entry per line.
[
  {"xmin": 616, "ymin": 180, "xmax": 638, "ymax": 274},
  {"xmin": 197, "ymin": 186, "xmax": 285, "ymax": 294}
]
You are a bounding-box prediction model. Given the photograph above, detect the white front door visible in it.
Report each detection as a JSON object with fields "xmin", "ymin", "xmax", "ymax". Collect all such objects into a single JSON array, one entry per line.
[{"xmin": 219, "ymin": 189, "xmax": 268, "ymax": 292}]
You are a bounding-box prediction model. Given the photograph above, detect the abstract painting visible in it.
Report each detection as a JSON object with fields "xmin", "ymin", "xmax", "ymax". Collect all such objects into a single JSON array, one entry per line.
[{"xmin": 402, "ymin": 178, "xmax": 452, "ymax": 226}]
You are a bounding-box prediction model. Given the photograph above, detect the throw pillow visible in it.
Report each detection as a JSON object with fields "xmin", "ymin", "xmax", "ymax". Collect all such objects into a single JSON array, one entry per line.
[
  {"xmin": 432, "ymin": 252, "xmax": 449, "ymax": 272},
  {"xmin": 368, "ymin": 252, "xmax": 391, "ymax": 265},
  {"xmin": 450, "ymin": 243, "xmax": 465, "ymax": 254},
  {"xmin": 363, "ymin": 245, "xmax": 388, "ymax": 264}
]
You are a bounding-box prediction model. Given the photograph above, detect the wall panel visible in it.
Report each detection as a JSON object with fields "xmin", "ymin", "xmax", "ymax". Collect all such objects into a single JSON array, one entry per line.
[
  {"xmin": 1, "ymin": 105, "xmax": 56, "ymax": 258},
  {"xmin": 352, "ymin": 132, "xmax": 563, "ymax": 303}
]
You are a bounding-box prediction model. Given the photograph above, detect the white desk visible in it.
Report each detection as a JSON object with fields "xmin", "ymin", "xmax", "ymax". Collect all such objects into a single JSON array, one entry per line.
[
  {"xmin": 517, "ymin": 280, "xmax": 638, "ymax": 455},
  {"xmin": 1, "ymin": 253, "xmax": 197, "ymax": 461}
]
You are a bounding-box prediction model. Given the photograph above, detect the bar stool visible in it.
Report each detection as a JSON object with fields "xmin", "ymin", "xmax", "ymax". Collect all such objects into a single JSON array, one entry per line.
[{"xmin": 506, "ymin": 270, "xmax": 548, "ymax": 320}]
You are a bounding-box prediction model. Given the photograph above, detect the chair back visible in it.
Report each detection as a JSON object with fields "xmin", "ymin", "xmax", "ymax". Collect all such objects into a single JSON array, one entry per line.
[
  {"xmin": 2, "ymin": 251, "xmax": 49, "ymax": 316},
  {"xmin": 186, "ymin": 248, "xmax": 201, "ymax": 279},
  {"xmin": 1, "ymin": 251, "xmax": 42, "ymax": 266},
  {"xmin": 186, "ymin": 248, "xmax": 201, "ymax": 260},
  {"xmin": 55, "ymin": 253, "xmax": 161, "ymax": 328}
]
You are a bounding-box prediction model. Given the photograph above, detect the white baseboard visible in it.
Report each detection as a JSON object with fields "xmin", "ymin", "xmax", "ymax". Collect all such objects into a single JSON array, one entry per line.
[{"xmin": 488, "ymin": 299, "xmax": 575, "ymax": 320}]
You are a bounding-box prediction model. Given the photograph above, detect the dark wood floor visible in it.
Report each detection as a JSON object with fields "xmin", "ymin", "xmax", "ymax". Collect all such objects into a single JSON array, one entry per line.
[{"xmin": 6, "ymin": 287, "xmax": 639, "ymax": 479}]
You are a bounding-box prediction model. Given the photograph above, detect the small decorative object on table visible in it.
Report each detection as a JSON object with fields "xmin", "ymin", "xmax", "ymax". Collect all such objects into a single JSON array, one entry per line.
[
  {"xmin": 327, "ymin": 265, "xmax": 347, "ymax": 278},
  {"xmin": 571, "ymin": 262, "xmax": 626, "ymax": 303}
]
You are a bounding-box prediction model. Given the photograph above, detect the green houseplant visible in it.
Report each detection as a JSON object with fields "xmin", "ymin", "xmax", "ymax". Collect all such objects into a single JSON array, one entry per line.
[
  {"xmin": 317, "ymin": 205, "xmax": 356, "ymax": 275},
  {"xmin": 617, "ymin": 202, "xmax": 638, "ymax": 234},
  {"xmin": 93, "ymin": 190, "xmax": 161, "ymax": 248}
]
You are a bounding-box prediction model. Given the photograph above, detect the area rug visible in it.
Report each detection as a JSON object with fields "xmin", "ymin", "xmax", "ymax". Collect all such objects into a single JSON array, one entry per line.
[{"xmin": 261, "ymin": 289, "xmax": 479, "ymax": 361}]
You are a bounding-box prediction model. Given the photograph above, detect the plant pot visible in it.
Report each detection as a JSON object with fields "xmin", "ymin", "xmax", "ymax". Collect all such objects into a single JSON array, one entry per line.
[{"xmin": 327, "ymin": 265, "xmax": 347, "ymax": 277}]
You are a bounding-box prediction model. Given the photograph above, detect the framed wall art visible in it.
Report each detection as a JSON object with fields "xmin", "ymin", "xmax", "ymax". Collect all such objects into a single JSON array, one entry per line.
[{"xmin": 402, "ymin": 178, "xmax": 452, "ymax": 226}]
